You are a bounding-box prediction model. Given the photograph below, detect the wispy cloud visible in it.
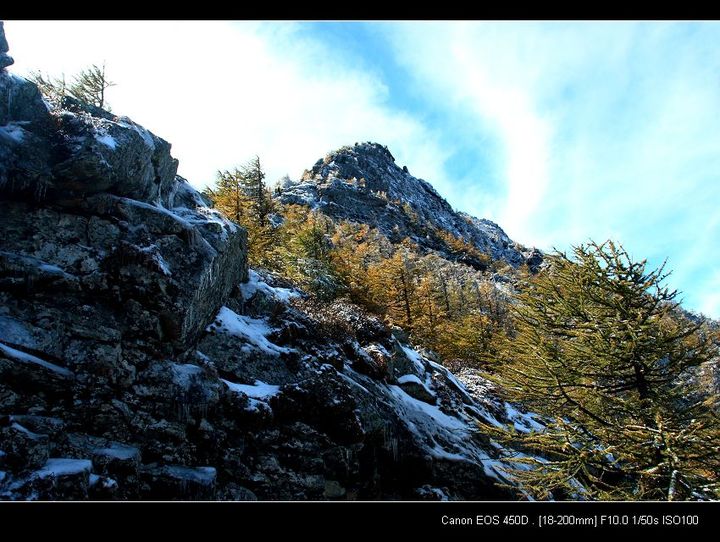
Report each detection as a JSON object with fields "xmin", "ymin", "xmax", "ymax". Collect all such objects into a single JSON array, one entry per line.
[
  {"xmin": 6, "ymin": 21, "xmax": 450, "ymax": 191},
  {"xmin": 385, "ymin": 21, "xmax": 720, "ymax": 317}
]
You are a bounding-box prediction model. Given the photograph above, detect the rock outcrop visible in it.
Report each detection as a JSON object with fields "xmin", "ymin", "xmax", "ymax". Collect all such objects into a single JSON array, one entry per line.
[
  {"xmin": 0, "ymin": 22, "xmax": 13, "ymax": 70},
  {"xmin": 277, "ymin": 142, "xmax": 542, "ymax": 271},
  {"xmin": 0, "ymin": 25, "xmax": 539, "ymax": 501}
]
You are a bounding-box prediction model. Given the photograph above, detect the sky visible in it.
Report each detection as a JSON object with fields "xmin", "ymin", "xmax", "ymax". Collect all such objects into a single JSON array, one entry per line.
[{"xmin": 5, "ymin": 21, "xmax": 720, "ymax": 318}]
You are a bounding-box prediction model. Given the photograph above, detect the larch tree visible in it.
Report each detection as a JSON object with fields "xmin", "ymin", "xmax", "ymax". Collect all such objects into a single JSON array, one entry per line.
[
  {"xmin": 485, "ymin": 241, "xmax": 720, "ymax": 500},
  {"xmin": 209, "ymin": 168, "xmax": 249, "ymax": 224},
  {"xmin": 29, "ymin": 63, "xmax": 115, "ymax": 109},
  {"xmin": 69, "ymin": 63, "xmax": 115, "ymax": 110},
  {"xmin": 240, "ymin": 155, "xmax": 273, "ymax": 228}
]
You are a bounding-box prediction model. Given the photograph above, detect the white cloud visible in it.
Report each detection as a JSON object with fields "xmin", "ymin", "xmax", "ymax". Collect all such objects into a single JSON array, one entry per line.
[
  {"xmin": 386, "ymin": 22, "xmax": 720, "ymax": 317},
  {"xmin": 5, "ymin": 21, "xmax": 450, "ymax": 192}
]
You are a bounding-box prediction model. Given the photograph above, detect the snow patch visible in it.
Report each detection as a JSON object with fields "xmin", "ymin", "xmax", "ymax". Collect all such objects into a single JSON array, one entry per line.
[
  {"xmin": 240, "ymin": 270, "xmax": 299, "ymax": 303},
  {"xmin": 209, "ymin": 306, "xmax": 292, "ymax": 356},
  {"xmin": 0, "ymin": 122, "xmax": 26, "ymax": 143},
  {"xmin": 95, "ymin": 133, "xmax": 117, "ymax": 149},
  {"xmin": 221, "ymin": 379, "xmax": 280, "ymax": 400},
  {"xmin": 35, "ymin": 458, "xmax": 92, "ymax": 478},
  {"xmin": 397, "ymin": 374, "xmax": 424, "ymax": 386},
  {"xmin": 0, "ymin": 342, "xmax": 74, "ymax": 378}
]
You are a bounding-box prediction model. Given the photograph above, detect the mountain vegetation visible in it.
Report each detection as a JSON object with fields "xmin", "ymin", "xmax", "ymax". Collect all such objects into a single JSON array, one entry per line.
[
  {"xmin": 29, "ymin": 63, "xmax": 115, "ymax": 109},
  {"xmin": 202, "ymin": 152, "xmax": 720, "ymax": 501}
]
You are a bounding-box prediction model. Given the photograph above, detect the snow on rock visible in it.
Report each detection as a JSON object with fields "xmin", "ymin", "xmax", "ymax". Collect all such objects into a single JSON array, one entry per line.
[
  {"xmin": 401, "ymin": 345, "xmax": 427, "ymax": 374},
  {"xmin": 208, "ymin": 306, "xmax": 292, "ymax": 356},
  {"xmin": 221, "ymin": 379, "xmax": 280, "ymax": 400},
  {"xmin": 397, "ymin": 374, "xmax": 424, "ymax": 386},
  {"xmin": 116, "ymin": 117, "xmax": 156, "ymax": 150},
  {"xmin": 35, "ymin": 458, "xmax": 92, "ymax": 478},
  {"xmin": 0, "ymin": 251, "xmax": 77, "ymax": 281},
  {"xmin": 161, "ymin": 465, "xmax": 216, "ymax": 485},
  {"xmin": 89, "ymin": 474, "xmax": 118, "ymax": 489},
  {"xmin": 504, "ymin": 403, "xmax": 544, "ymax": 433},
  {"xmin": 0, "ymin": 122, "xmax": 27, "ymax": 143},
  {"xmin": 240, "ymin": 269, "xmax": 299, "ymax": 303},
  {"xmin": 388, "ymin": 385, "xmax": 466, "ymax": 431},
  {"xmin": 0, "ymin": 342, "xmax": 74, "ymax": 378},
  {"xmin": 95, "ymin": 133, "xmax": 117, "ymax": 149},
  {"xmin": 221, "ymin": 379, "xmax": 280, "ymax": 412},
  {"xmin": 93, "ymin": 443, "xmax": 140, "ymax": 461},
  {"xmin": 171, "ymin": 363, "xmax": 203, "ymax": 388},
  {"xmin": 278, "ymin": 142, "xmax": 538, "ymax": 269}
]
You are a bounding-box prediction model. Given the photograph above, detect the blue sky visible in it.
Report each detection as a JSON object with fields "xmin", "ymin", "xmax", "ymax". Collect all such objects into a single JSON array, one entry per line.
[{"xmin": 5, "ymin": 21, "xmax": 720, "ymax": 318}]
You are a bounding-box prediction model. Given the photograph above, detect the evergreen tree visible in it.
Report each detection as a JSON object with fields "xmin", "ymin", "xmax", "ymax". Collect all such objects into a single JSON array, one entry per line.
[
  {"xmin": 69, "ymin": 63, "xmax": 115, "ymax": 110},
  {"xmin": 368, "ymin": 245, "xmax": 417, "ymax": 327},
  {"xmin": 239, "ymin": 155, "xmax": 273, "ymax": 227},
  {"xmin": 486, "ymin": 241, "xmax": 720, "ymax": 500},
  {"xmin": 210, "ymin": 168, "xmax": 249, "ymax": 224},
  {"xmin": 28, "ymin": 70, "xmax": 67, "ymax": 104},
  {"xmin": 277, "ymin": 206, "xmax": 342, "ymax": 299}
]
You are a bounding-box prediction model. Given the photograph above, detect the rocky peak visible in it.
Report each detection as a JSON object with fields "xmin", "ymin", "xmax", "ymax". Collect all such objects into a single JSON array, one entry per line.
[
  {"xmin": 0, "ymin": 22, "xmax": 13, "ymax": 70},
  {"xmin": 281, "ymin": 142, "xmax": 540, "ymax": 270},
  {"xmin": 302, "ymin": 141, "xmax": 440, "ymax": 203},
  {"xmin": 303, "ymin": 142, "xmax": 398, "ymax": 192}
]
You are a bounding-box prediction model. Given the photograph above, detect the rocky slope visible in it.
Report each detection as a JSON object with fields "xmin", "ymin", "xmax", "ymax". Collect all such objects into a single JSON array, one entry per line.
[
  {"xmin": 277, "ymin": 142, "xmax": 542, "ymax": 271},
  {"xmin": 0, "ymin": 24, "xmax": 542, "ymax": 500}
]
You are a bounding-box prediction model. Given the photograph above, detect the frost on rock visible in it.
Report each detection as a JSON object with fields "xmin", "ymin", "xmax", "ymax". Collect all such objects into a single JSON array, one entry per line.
[
  {"xmin": 94, "ymin": 133, "xmax": 117, "ymax": 149},
  {"xmin": 401, "ymin": 345, "xmax": 426, "ymax": 374},
  {"xmin": 207, "ymin": 306, "xmax": 292, "ymax": 356},
  {"xmin": 222, "ymin": 379, "xmax": 280, "ymax": 399},
  {"xmin": 0, "ymin": 342, "xmax": 74, "ymax": 378},
  {"xmin": 35, "ymin": 458, "xmax": 92, "ymax": 478},
  {"xmin": 0, "ymin": 122, "xmax": 27, "ymax": 143}
]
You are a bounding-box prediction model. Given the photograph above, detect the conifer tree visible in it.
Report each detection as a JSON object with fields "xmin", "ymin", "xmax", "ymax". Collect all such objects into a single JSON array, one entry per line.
[
  {"xmin": 29, "ymin": 63, "xmax": 115, "ymax": 109},
  {"xmin": 239, "ymin": 155, "xmax": 273, "ymax": 227},
  {"xmin": 69, "ymin": 63, "xmax": 115, "ymax": 110},
  {"xmin": 368, "ymin": 246, "xmax": 417, "ymax": 327},
  {"xmin": 486, "ymin": 241, "xmax": 720, "ymax": 500},
  {"xmin": 210, "ymin": 168, "xmax": 249, "ymax": 224},
  {"xmin": 28, "ymin": 70, "xmax": 67, "ymax": 103}
]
